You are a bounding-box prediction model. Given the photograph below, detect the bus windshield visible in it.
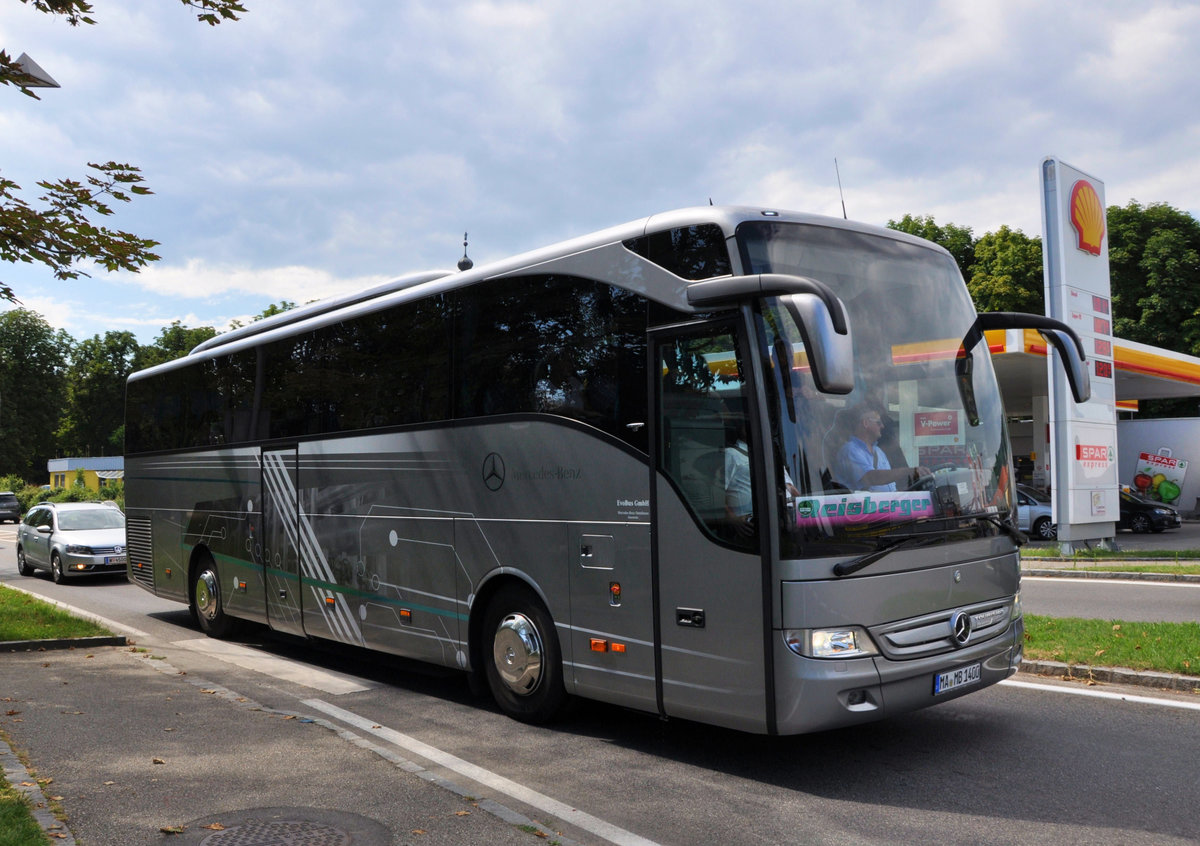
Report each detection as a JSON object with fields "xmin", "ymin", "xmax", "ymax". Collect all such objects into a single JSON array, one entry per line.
[{"xmin": 738, "ymin": 221, "xmax": 1013, "ymax": 551}]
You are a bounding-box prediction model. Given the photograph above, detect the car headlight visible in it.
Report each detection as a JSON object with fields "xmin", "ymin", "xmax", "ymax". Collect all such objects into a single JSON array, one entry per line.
[
  {"xmin": 784, "ymin": 627, "xmax": 879, "ymax": 658},
  {"xmin": 65, "ymin": 544, "xmax": 93, "ymax": 554},
  {"xmin": 1153, "ymin": 508, "xmax": 1171, "ymax": 516}
]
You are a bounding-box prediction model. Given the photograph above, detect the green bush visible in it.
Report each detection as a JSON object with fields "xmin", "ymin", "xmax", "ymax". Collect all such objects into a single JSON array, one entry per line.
[
  {"xmin": 16, "ymin": 484, "xmax": 47, "ymax": 513},
  {"xmin": 12, "ymin": 481, "xmax": 124, "ymax": 514},
  {"xmin": 0, "ymin": 473, "xmax": 125, "ymax": 515}
]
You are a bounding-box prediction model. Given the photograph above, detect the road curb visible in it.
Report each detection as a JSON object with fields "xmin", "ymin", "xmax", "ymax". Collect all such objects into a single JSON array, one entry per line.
[
  {"xmin": 1021, "ymin": 567, "xmax": 1200, "ymax": 583},
  {"xmin": 0, "ymin": 635, "xmax": 127, "ymax": 653},
  {"xmin": 1019, "ymin": 659, "xmax": 1200, "ymax": 693}
]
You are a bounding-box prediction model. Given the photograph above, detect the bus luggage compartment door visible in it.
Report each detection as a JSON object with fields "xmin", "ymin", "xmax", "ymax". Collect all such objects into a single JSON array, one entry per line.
[{"xmin": 567, "ymin": 523, "xmax": 655, "ymax": 713}]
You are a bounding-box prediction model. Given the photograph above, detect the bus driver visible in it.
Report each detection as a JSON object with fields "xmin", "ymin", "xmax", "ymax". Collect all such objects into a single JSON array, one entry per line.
[{"xmin": 835, "ymin": 405, "xmax": 929, "ymax": 492}]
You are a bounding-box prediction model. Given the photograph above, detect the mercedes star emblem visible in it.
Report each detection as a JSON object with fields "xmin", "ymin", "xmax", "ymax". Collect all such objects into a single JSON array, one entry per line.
[
  {"xmin": 950, "ymin": 610, "xmax": 972, "ymax": 646},
  {"xmin": 482, "ymin": 452, "xmax": 505, "ymax": 491}
]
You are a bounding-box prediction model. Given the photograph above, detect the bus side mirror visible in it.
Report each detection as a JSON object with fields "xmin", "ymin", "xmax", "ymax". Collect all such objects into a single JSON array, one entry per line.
[
  {"xmin": 976, "ymin": 312, "xmax": 1091, "ymax": 404},
  {"xmin": 684, "ymin": 273, "xmax": 855, "ymax": 395},
  {"xmin": 781, "ymin": 292, "xmax": 855, "ymax": 395},
  {"xmin": 1038, "ymin": 327, "xmax": 1092, "ymax": 404}
]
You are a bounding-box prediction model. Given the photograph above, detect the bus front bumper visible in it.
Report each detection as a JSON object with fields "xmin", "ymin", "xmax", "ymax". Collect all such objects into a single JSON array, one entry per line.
[{"xmin": 773, "ymin": 617, "xmax": 1023, "ymax": 735}]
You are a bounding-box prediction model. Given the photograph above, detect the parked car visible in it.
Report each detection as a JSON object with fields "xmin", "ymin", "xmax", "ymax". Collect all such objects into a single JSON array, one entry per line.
[
  {"xmin": 1118, "ymin": 489, "xmax": 1182, "ymax": 533},
  {"xmin": 1016, "ymin": 484, "xmax": 1056, "ymax": 540},
  {"xmin": 0, "ymin": 491, "xmax": 20, "ymax": 523},
  {"xmin": 16, "ymin": 502, "xmax": 127, "ymax": 583}
]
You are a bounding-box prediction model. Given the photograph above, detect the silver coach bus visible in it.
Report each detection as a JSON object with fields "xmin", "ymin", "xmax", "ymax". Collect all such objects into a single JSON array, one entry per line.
[{"xmin": 124, "ymin": 206, "xmax": 1089, "ymax": 735}]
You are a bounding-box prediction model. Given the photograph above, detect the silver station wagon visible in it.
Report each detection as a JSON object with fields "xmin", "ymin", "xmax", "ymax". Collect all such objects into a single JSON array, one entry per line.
[{"xmin": 16, "ymin": 502, "xmax": 127, "ymax": 584}]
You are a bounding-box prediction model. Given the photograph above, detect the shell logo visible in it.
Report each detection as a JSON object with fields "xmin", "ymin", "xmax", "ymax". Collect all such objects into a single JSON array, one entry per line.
[{"xmin": 1069, "ymin": 180, "xmax": 1105, "ymax": 256}]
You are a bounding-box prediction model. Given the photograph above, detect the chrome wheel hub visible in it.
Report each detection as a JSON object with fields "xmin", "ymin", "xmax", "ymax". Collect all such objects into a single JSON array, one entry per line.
[
  {"xmin": 195, "ymin": 570, "xmax": 218, "ymax": 620},
  {"xmin": 492, "ymin": 612, "xmax": 543, "ymax": 695}
]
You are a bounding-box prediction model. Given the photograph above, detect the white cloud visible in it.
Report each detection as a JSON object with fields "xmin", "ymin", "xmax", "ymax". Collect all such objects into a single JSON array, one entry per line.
[
  {"xmin": 131, "ymin": 259, "xmax": 391, "ymax": 303},
  {"xmin": 4, "ymin": 0, "xmax": 1200, "ymax": 346}
]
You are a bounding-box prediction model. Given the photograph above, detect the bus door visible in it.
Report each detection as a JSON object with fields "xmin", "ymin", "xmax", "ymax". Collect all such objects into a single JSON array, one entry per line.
[
  {"xmin": 261, "ymin": 446, "xmax": 305, "ymax": 637},
  {"xmin": 652, "ymin": 321, "xmax": 771, "ymax": 733}
]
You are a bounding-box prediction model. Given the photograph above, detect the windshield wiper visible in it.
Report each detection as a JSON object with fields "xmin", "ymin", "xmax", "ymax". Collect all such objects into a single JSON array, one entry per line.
[
  {"xmin": 977, "ymin": 514, "xmax": 1028, "ymax": 546},
  {"xmin": 832, "ymin": 533, "xmax": 946, "ymax": 578}
]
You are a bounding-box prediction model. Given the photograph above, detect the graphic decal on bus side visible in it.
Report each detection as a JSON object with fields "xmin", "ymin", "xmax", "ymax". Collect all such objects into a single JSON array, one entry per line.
[{"xmin": 262, "ymin": 451, "xmax": 366, "ymax": 646}]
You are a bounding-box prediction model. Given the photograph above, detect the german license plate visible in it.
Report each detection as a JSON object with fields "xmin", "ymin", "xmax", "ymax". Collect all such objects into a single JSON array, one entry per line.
[
  {"xmin": 934, "ymin": 662, "xmax": 981, "ymax": 695},
  {"xmin": 105, "ymin": 555, "xmax": 127, "ymax": 566}
]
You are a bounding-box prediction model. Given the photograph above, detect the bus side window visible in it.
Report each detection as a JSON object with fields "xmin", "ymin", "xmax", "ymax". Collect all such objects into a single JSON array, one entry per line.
[{"xmin": 657, "ymin": 329, "xmax": 757, "ymax": 549}]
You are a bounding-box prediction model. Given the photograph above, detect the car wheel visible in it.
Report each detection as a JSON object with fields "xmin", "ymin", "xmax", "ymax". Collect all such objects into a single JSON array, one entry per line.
[
  {"xmin": 1033, "ymin": 517, "xmax": 1056, "ymax": 540},
  {"xmin": 483, "ymin": 584, "xmax": 567, "ymax": 724},
  {"xmin": 1130, "ymin": 513, "xmax": 1152, "ymax": 534},
  {"xmin": 191, "ymin": 554, "xmax": 241, "ymax": 638},
  {"xmin": 51, "ymin": 552, "xmax": 68, "ymax": 584},
  {"xmin": 16, "ymin": 546, "xmax": 33, "ymax": 577}
]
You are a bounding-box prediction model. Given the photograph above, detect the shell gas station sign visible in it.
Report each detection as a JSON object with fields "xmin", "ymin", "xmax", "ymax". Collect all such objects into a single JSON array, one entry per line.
[{"xmin": 1041, "ymin": 157, "xmax": 1119, "ymax": 541}]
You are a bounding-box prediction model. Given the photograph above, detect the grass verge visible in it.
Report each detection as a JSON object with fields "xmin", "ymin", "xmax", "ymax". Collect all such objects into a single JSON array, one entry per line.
[
  {"xmin": 0, "ymin": 584, "xmax": 112, "ymax": 642},
  {"xmin": 1064, "ymin": 563, "xmax": 1200, "ymax": 576},
  {"xmin": 0, "ymin": 776, "xmax": 48, "ymax": 846},
  {"xmin": 1022, "ymin": 546, "xmax": 1200, "ymax": 560},
  {"xmin": 0, "ymin": 728, "xmax": 49, "ymax": 846},
  {"xmin": 1024, "ymin": 614, "xmax": 1200, "ymax": 676}
]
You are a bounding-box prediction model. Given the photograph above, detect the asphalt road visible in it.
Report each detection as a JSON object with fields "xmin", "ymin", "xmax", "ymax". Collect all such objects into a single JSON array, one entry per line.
[
  {"xmin": 1021, "ymin": 576, "xmax": 1200, "ymax": 622},
  {"xmin": 3, "ymin": 527, "xmax": 1199, "ymax": 845}
]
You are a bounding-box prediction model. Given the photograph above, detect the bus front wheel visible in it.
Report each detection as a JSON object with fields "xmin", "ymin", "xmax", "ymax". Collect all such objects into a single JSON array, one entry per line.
[
  {"xmin": 192, "ymin": 555, "xmax": 238, "ymax": 638},
  {"xmin": 483, "ymin": 585, "xmax": 567, "ymax": 724}
]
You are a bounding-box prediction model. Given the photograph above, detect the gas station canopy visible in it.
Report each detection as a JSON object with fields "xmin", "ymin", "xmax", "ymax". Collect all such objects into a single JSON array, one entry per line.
[{"xmin": 988, "ymin": 329, "xmax": 1200, "ymax": 416}]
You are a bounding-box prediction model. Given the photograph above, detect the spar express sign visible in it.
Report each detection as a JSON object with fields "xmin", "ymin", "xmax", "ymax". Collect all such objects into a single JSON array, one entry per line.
[{"xmin": 1075, "ymin": 442, "xmax": 1114, "ymax": 473}]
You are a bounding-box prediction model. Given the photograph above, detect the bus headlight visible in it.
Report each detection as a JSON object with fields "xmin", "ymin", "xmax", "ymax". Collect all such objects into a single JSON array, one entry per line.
[
  {"xmin": 1011, "ymin": 591, "xmax": 1023, "ymax": 622},
  {"xmin": 784, "ymin": 627, "xmax": 879, "ymax": 659}
]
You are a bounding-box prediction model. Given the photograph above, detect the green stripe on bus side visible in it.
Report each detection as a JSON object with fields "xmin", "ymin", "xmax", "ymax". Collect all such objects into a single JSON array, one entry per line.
[
  {"xmin": 300, "ymin": 575, "xmax": 469, "ymax": 622},
  {"xmin": 182, "ymin": 543, "xmax": 466, "ymax": 622}
]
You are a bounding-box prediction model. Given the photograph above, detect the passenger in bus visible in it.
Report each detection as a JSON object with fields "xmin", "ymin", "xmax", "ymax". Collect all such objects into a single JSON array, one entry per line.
[
  {"xmin": 725, "ymin": 418, "xmax": 799, "ymax": 536},
  {"xmin": 834, "ymin": 405, "xmax": 929, "ymax": 492}
]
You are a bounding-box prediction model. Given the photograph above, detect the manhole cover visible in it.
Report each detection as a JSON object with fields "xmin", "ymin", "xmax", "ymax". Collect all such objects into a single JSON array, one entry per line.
[
  {"xmin": 201, "ymin": 819, "xmax": 349, "ymax": 846},
  {"xmin": 180, "ymin": 809, "xmax": 390, "ymax": 846}
]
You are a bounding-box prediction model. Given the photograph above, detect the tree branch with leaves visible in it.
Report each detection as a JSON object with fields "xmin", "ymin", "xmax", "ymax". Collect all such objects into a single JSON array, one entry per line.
[{"xmin": 1, "ymin": 0, "xmax": 247, "ymax": 303}]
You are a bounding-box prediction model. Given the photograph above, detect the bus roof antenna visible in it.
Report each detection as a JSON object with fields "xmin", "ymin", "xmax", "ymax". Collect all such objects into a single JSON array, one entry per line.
[
  {"xmin": 834, "ymin": 158, "xmax": 848, "ymax": 219},
  {"xmin": 457, "ymin": 232, "xmax": 473, "ymax": 271}
]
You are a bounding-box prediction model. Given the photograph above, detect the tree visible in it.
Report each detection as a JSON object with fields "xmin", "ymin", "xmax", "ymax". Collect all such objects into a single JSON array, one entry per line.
[
  {"xmin": 887, "ymin": 214, "xmax": 977, "ymax": 281},
  {"xmin": 227, "ymin": 300, "xmax": 298, "ymax": 331},
  {"xmin": 967, "ymin": 226, "xmax": 1044, "ymax": 314},
  {"xmin": 1108, "ymin": 201, "xmax": 1200, "ymax": 354},
  {"xmin": 1, "ymin": 0, "xmax": 247, "ymax": 303},
  {"xmin": 133, "ymin": 320, "xmax": 218, "ymax": 371},
  {"xmin": 56, "ymin": 330, "xmax": 139, "ymax": 456},
  {"xmin": 0, "ymin": 309, "xmax": 68, "ymax": 479}
]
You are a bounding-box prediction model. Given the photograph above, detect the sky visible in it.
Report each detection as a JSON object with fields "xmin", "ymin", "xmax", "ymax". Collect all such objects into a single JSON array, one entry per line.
[{"xmin": 3, "ymin": 0, "xmax": 1200, "ymax": 345}]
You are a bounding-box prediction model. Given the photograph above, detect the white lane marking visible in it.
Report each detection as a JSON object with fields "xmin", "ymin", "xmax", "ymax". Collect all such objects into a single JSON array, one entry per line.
[
  {"xmin": 1, "ymin": 585, "xmax": 150, "ymax": 639},
  {"xmin": 173, "ymin": 638, "xmax": 370, "ymax": 695},
  {"xmin": 304, "ymin": 698, "xmax": 661, "ymax": 846},
  {"xmin": 1001, "ymin": 679, "xmax": 1200, "ymax": 711},
  {"xmin": 1022, "ymin": 576, "xmax": 1200, "ymax": 589}
]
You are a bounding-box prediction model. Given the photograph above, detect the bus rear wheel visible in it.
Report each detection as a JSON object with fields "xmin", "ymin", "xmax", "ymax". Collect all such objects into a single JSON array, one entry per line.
[
  {"xmin": 192, "ymin": 555, "xmax": 239, "ymax": 638},
  {"xmin": 483, "ymin": 585, "xmax": 567, "ymax": 724}
]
